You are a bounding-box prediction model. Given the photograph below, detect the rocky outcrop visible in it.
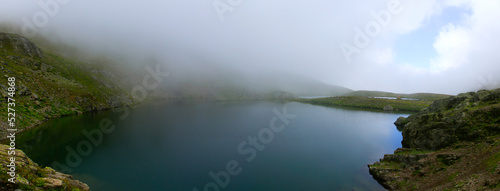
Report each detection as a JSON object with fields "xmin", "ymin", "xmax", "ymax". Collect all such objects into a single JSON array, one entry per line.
[
  {"xmin": 397, "ymin": 89, "xmax": 500, "ymax": 150},
  {"xmin": 368, "ymin": 148, "xmax": 431, "ymax": 190},
  {"xmin": 369, "ymin": 89, "xmax": 500, "ymax": 190},
  {"xmin": 0, "ymin": 144, "xmax": 89, "ymax": 191},
  {"xmin": 384, "ymin": 105, "xmax": 394, "ymax": 111},
  {"xmin": 0, "ymin": 33, "xmax": 43, "ymax": 58}
]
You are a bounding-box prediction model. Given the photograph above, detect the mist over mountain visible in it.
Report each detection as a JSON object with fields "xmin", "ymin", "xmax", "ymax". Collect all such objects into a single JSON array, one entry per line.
[
  {"xmin": 0, "ymin": 29, "xmax": 349, "ymax": 101},
  {"xmin": 137, "ymin": 54, "xmax": 350, "ymax": 99},
  {"xmin": 2, "ymin": 2, "xmax": 500, "ymax": 190},
  {"xmin": 159, "ymin": 65, "xmax": 352, "ymax": 99},
  {"xmin": 1, "ymin": 1, "xmax": 499, "ymax": 95}
]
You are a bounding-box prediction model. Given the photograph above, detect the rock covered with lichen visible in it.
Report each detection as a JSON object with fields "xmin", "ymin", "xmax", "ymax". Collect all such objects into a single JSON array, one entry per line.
[
  {"xmin": 0, "ymin": 144, "xmax": 89, "ymax": 191},
  {"xmin": 397, "ymin": 89, "xmax": 500, "ymax": 150},
  {"xmin": 369, "ymin": 89, "xmax": 500, "ymax": 190}
]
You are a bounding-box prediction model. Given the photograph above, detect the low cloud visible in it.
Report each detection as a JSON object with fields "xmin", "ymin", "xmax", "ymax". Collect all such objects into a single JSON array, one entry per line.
[{"xmin": 1, "ymin": 0, "xmax": 498, "ymax": 95}]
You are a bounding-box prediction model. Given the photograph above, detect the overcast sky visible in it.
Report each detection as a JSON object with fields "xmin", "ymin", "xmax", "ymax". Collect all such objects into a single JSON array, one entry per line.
[{"xmin": 1, "ymin": 0, "xmax": 499, "ymax": 94}]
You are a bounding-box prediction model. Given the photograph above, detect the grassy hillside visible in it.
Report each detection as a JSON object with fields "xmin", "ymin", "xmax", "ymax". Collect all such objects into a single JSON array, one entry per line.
[
  {"xmin": 294, "ymin": 91, "xmax": 453, "ymax": 112},
  {"xmin": 0, "ymin": 32, "xmax": 140, "ymax": 137},
  {"xmin": 344, "ymin": 90, "xmax": 452, "ymax": 101},
  {"xmin": 294, "ymin": 96, "xmax": 434, "ymax": 112}
]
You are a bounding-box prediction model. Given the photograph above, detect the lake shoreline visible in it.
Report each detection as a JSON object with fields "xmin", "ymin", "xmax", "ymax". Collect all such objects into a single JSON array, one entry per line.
[
  {"xmin": 0, "ymin": 103, "xmax": 135, "ymax": 142},
  {"xmin": 292, "ymin": 96, "xmax": 434, "ymax": 113}
]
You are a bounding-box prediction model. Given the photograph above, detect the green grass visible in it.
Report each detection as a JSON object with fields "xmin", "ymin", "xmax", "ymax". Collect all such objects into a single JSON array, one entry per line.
[
  {"xmin": 0, "ymin": 34, "xmax": 137, "ymax": 135},
  {"xmin": 395, "ymin": 149, "xmax": 433, "ymax": 155},
  {"xmin": 343, "ymin": 91, "xmax": 452, "ymax": 101},
  {"xmin": 485, "ymin": 150, "xmax": 500, "ymax": 173},
  {"xmin": 411, "ymin": 169, "xmax": 422, "ymax": 176},
  {"xmin": 448, "ymin": 172, "xmax": 459, "ymax": 181},
  {"xmin": 35, "ymin": 178, "xmax": 45, "ymax": 187},
  {"xmin": 490, "ymin": 182, "xmax": 500, "ymax": 189},
  {"xmin": 294, "ymin": 96, "xmax": 434, "ymax": 112}
]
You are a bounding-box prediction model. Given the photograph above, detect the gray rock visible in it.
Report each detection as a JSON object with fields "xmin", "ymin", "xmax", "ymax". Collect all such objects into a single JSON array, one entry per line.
[
  {"xmin": 0, "ymin": 33, "xmax": 43, "ymax": 58},
  {"xmin": 31, "ymin": 93, "xmax": 39, "ymax": 100},
  {"xmin": 471, "ymin": 90, "xmax": 490, "ymax": 102},
  {"xmin": 384, "ymin": 104, "xmax": 394, "ymax": 111},
  {"xmin": 437, "ymin": 154, "xmax": 461, "ymax": 165},
  {"xmin": 399, "ymin": 88, "xmax": 500, "ymax": 150},
  {"xmin": 382, "ymin": 153, "xmax": 429, "ymax": 166},
  {"xmin": 394, "ymin": 117, "xmax": 407, "ymax": 129},
  {"xmin": 481, "ymin": 89, "xmax": 500, "ymax": 102},
  {"xmin": 368, "ymin": 165, "xmax": 400, "ymax": 190},
  {"xmin": 0, "ymin": 144, "xmax": 89, "ymax": 190}
]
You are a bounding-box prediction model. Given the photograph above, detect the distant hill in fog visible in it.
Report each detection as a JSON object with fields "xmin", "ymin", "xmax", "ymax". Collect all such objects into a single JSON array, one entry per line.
[{"xmin": 158, "ymin": 66, "xmax": 352, "ymax": 100}]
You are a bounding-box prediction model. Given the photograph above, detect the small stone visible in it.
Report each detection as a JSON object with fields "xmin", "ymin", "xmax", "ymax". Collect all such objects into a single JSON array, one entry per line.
[
  {"xmin": 16, "ymin": 175, "xmax": 29, "ymax": 185},
  {"xmin": 384, "ymin": 105, "xmax": 394, "ymax": 111},
  {"xmin": 42, "ymin": 178, "xmax": 63, "ymax": 187}
]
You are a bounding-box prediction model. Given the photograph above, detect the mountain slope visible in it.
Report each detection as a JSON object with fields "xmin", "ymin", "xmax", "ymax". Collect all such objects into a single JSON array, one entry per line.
[
  {"xmin": 0, "ymin": 31, "xmax": 352, "ymax": 136},
  {"xmin": 0, "ymin": 32, "xmax": 139, "ymax": 137}
]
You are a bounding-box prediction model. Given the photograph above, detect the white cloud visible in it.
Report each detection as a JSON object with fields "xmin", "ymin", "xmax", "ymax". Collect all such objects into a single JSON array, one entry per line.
[
  {"xmin": 1, "ymin": 0, "xmax": 499, "ymax": 95},
  {"xmin": 427, "ymin": 0, "xmax": 500, "ymax": 90},
  {"xmin": 430, "ymin": 23, "xmax": 472, "ymax": 71},
  {"xmin": 362, "ymin": 46, "xmax": 394, "ymax": 66},
  {"xmin": 354, "ymin": 0, "xmax": 500, "ymax": 94},
  {"xmin": 389, "ymin": 0, "xmax": 442, "ymax": 34}
]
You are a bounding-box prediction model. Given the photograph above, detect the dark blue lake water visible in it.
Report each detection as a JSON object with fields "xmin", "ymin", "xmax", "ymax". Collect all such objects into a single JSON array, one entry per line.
[{"xmin": 17, "ymin": 101, "xmax": 408, "ymax": 191}]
